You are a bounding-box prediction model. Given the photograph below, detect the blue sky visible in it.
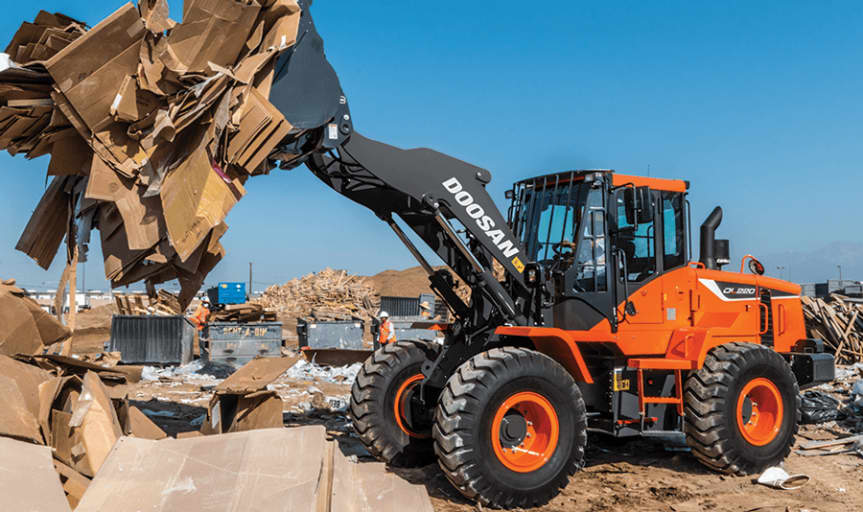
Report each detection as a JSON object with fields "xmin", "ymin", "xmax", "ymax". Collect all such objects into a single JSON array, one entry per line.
[{"xmin": 1, "ymin": 1, "xmax": 861, "ymax": 291}]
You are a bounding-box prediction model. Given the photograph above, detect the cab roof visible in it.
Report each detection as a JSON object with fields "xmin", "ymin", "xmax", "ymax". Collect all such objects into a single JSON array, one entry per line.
[{"xmin": 516, "ymin": 170, "xmax": 689, "ymax": 193}]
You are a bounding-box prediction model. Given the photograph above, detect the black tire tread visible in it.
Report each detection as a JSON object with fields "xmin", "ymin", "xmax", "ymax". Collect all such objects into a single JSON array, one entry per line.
[
  {"xmin": 432, "ymin": 347, "xmax": 587, "ymax": 509},
  {"xmin": 684, "ymin": 342, "xmax": 800, "ymax": 475},
  {"xmin": 348, "ymin": 340, "xmax": 436, "ymax": 467}
]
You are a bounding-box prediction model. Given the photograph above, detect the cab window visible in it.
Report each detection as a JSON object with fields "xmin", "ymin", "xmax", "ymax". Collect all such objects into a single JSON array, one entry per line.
[
  {"xmin": 661, "ymin": 192, "xmax": 685, "ymax": 270},
  {"xmin": 616, "ymin": 191, "xmax": 657, "ymax": 282}
]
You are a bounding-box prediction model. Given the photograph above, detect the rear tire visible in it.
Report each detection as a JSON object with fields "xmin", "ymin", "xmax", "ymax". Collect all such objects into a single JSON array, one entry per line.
[
  {"xmin": 433, "ymin": 347, "xmax": 587, "ymax": 508},
  {"xmin": 349, "ymin": 341, "xmax": 437, "ymax": 467},
  {"xmin": 684, "ymin": 342, "xmax": 800, "ymax": 475}
]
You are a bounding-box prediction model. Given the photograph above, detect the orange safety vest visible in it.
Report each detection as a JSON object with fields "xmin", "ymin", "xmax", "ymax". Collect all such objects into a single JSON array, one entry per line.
[
  {"xmin": 378, "ymin": 319, "xmax": 396, "ymax": 345},
  {"xmin": 192, "ymin": 304, "xmax": 210, "ymax": 331}
]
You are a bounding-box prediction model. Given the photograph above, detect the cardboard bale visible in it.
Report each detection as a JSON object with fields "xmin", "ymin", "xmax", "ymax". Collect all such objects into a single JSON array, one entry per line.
[
  {"xmin": 75, "ymin": 427, "xmax": 328, "ymax": 512},
  {"xmin": 0, "ymin": 437, "xmax": 72, "ymax": 512}
]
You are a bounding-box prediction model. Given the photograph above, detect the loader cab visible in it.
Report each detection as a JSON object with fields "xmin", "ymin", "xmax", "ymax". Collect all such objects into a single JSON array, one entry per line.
[{"xmin": 508, "ymin": 170, "xmax": 690, "ymax": 331}]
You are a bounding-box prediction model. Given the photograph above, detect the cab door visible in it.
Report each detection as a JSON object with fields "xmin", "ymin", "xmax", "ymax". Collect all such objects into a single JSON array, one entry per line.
[{"xmin": 614, "ymin": 189, "xmax": 663, "ymax": 324}]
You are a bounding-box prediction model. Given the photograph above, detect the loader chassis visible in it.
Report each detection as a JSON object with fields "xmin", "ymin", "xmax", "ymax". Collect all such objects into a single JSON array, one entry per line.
[{"xmin": 278, "ymin": 3, "xmax": 833, "ymax": 507}]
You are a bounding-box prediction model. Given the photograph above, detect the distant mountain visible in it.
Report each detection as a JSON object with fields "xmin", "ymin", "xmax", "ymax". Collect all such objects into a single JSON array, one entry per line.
[{"xmin": 760, "ymin": 241, "xmax": 863, "ymax": 283}]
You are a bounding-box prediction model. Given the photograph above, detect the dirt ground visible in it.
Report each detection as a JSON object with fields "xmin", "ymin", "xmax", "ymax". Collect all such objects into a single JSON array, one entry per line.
[{"xmin": 67, "ymin": 286, "xmax": 863, "ymax": 512}]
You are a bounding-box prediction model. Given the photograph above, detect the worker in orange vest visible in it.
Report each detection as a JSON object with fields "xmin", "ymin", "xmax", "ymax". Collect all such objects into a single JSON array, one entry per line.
[
  {"xmin": 378, "ymin": 311, "xmax": 396, "ymax": 346},
  {"xmin": 191, "ymin": 297, "xmax": 211, "ymax": 332}
]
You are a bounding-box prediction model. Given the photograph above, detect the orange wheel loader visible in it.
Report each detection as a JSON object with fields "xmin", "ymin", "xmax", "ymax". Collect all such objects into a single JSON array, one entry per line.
[{"xmin": 270, "ymin": 3, "xmax": 835, "ymax": 508}]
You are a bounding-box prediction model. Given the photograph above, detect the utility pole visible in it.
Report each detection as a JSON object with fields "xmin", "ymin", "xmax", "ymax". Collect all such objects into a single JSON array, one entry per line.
[
  {"xmin": 776, "ymin": 266, "xmax": 785, "ymax": 280},
  {"xmin": 838, "ymin": 264, "xmax": 842, "ymax": 281},
  {"xmin": 249, "ymin": 262, "xmax": 253, "ymax": 300}
]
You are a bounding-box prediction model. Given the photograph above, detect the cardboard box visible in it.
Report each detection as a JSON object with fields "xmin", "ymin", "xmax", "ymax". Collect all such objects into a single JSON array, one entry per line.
[
  {"xmin": 42, "ymin": 371, "xmax": 124, "ymax": 477},
  {"xmin": 201, "ymin": 356, "xmax": 297, "ymax": 434}
]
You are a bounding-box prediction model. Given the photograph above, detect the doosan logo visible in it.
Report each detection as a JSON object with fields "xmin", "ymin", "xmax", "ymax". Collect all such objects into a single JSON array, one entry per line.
[{"xmin": 442, "ymin": 177, "xmax": 520, "ymax": 259}]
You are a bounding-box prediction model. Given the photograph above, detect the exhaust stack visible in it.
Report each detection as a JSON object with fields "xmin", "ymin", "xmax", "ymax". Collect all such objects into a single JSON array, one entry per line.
[{"xmin": 700, "ymin": 206, "xmax": 725, "ymax": 270}]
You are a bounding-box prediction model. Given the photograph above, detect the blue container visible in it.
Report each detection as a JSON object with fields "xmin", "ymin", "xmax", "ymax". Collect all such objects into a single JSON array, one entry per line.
[{"xmin": 207, "ymin": 282, "xmax": 247, "ymax": 305}]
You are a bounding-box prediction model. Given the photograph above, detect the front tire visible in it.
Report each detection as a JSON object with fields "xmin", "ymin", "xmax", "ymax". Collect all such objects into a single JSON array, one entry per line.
[
  {"xmin": 349, "ymin": 341, "xmax": 438, "ymax": 467},
  {"xmin": 684, "ymin": 342, "xmax": 800, "ymax": 475},
  {"xmin": 433, "ymin": 347, "xmax": 587, "ymax": 509}
]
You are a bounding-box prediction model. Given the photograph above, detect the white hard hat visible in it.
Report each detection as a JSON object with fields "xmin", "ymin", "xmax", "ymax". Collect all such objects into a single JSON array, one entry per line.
[
  {"xmin": 202, "ymin": 297, "xmax": 211, "ymax": 303},
  {"xmin": 379, "ymin": 311, "xmax": 389, "ymax": 318}
]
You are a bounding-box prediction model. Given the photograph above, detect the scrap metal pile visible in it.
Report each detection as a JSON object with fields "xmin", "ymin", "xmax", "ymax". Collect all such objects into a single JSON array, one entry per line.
[
  {"xmin": 255, "ymin": 267, "xmax": 380, "ymax": 321},
  {"xmin": 0, "ymin": 0, "xmax": 311, "ymax": 308},
  {"xmin": 803, "ymin": 295, "xmax": 863, "ymax": 364}
]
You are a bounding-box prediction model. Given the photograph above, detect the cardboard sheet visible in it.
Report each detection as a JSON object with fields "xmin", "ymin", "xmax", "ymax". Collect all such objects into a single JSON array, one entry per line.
[
  {"xmin": 0, "ymin": 437, "xmax": 72, "ymax": 512},
  {"xmin": 161, "ymin": 144, "xmax": 242, "ymax": 262},
  {"xmin": 0, "ymin": 282, "xmax": 71, "ymax": 356},
  {"xmin": 0, "ymin": 355, "xmax": 52, "ymax": 442},
  {"xmin": 215, "ymin": 356, "xmax": 298, "ymax": 394},
  {"xmin": 75, "ymin": 427, "xmax": 328, "ymax": 512},
  {"xmin": 331, "ymin": 446, "xmax": 435, "ymax": 512}
]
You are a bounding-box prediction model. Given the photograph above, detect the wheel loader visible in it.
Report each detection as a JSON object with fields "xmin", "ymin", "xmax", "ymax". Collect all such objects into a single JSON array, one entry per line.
[{"xmin": 270, "ymin": 2, "xmax": 835, "ymax": 508}]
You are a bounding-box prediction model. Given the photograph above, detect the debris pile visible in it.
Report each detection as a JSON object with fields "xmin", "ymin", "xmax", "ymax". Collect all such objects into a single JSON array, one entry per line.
[
  {"xmin": 255, "ymin": 268, "xmax": 380, "ymax": 321},
  {"xmin": 802, "ymin": 295, "xmax": 863, "ymax": 363},
  {"xmin": 1, "ymin": 0, "xmax": 314, "ymax": 309},
  {"xmin": 0, "ymin": 278, "xmax": 71, "ymax": 356}
]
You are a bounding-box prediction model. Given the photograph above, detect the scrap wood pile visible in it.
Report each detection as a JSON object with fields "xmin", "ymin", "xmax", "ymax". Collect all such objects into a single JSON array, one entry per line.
[
  {"xmin": 802, "ymin": 295, "xmax": 863, "ymax": 364},
  {"xmin": 210, "ymin": 302, "xmax": 277, "ymax": 322},
  {"xmin": 1, "ymin": 0, "xmax": 312, "ymax": 310},
  {"xmin": 114, "ymin": 289, "xmax": 182, "ymax": 316},
  {"xmin": 255, "ymin": 268, "xmax": 380, "ymax": 321}
]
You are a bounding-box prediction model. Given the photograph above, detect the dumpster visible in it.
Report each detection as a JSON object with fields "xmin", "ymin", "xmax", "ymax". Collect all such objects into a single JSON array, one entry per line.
[
  {"xmin": 297, "ymin": 319, "xmax": 365, "ymax": 350},
  {"xmin": 206, "ymin": 282, "xmax": 247, "ymax": 306},
  {"xmin": 203, "ymin": 322, "xmax": 283, "ymax": 368},
  {"xmin": 109, "ymin": 316, "xmax": 195, "ymax": 365}
]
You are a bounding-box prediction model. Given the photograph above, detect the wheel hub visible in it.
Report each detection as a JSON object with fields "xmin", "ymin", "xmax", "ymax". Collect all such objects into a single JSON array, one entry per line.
[
  {"xmin": 499, "ymin": 412, "xmax": 527, "ymax": 448},
  {"xmin": 491, "ymin": 391, "xmax": 560, "ymax": 473},
  {"xmin": 736, "ymin": 377, "xmax": 783, "ymax": 446}
]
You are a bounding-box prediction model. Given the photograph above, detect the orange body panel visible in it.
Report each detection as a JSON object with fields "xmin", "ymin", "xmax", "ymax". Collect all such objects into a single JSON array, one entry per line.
[
  {"xmin": 611, "ymin": 173, "xmax": 688, "ymax": 193},
  {"xmin": 496, "ymin": 265, "xmax": 807, "ymax": 383}
]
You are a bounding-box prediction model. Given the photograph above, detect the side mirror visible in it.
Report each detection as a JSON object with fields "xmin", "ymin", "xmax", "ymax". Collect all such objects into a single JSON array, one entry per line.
[
  {"xmin": 748, "ymin": 258, "xmax": 765, "ymax": 275},
  {"xmin": 623, "ymin": 186, "xmax": 654, "ymax": 225}
]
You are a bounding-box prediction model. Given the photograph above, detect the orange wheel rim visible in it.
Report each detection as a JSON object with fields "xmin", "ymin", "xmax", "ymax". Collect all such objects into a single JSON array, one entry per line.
[
  {"xmin": 393, "ymin": 374, "xmax": 429, "ymax": 439},
  {"xmin": 736, "ymin": 377, "xmax": 783, "ymax": 446},
  {"xmin": 491, "ymin": 391, "xmax": 560, "ymax": 473}
]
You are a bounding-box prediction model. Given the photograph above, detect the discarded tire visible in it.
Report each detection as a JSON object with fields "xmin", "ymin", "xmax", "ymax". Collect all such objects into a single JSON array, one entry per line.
[
  {"xmin": 349, "ymin": 341, "xmax": 437, "ymax": 467},
  {"xmin": 684, "ymin": 342, "xmax": 800, "ymax": 475},
  {"xmin": 433, "ymin": 347, "xmax": 587, "ymax": 508}
]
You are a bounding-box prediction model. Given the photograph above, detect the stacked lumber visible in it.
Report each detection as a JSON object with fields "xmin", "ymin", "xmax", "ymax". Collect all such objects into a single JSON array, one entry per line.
[
  {"xmin": 210, "ymin": 302, "xmax": 277, "ymax": 322},
  {"xmin": 255, "ymin": 268, "xmax": 380, "ymax": 321},
  {"xmin": 1, "ymin": 1, "xmax": 312, "ymax": 310},
  {"xmin": 802, "ymin": 295, "xmax": 863, "ymax": 363},
  {"xmin": 114, "ymin": 289, "xmax": 182, "ymax": 316}
]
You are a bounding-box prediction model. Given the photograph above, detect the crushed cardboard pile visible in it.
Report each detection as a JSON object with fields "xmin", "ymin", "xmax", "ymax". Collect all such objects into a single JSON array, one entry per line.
[
  {"xmin": 1, "ymin": 1, "xmax": 312, "ymax": 309},
  {"xmin": 255, "ymin": 267, "xmax": 380, "ymax": 321},
  {"xmin": 210, "ymin": 301, "xmax": 277, "ymax": 322},
  {"xmin": 0, "ymin": 354, "xmax": 433, "ymax": 511},
  {"xmin": 0, "ymin": 278, "xmax": 71, "ymax": 356}
]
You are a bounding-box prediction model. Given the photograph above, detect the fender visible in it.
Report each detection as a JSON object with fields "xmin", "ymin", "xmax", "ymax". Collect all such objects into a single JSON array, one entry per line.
[{"xmin": 495, "ymin": 326, "xmax": 600, "ymax": 383}]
